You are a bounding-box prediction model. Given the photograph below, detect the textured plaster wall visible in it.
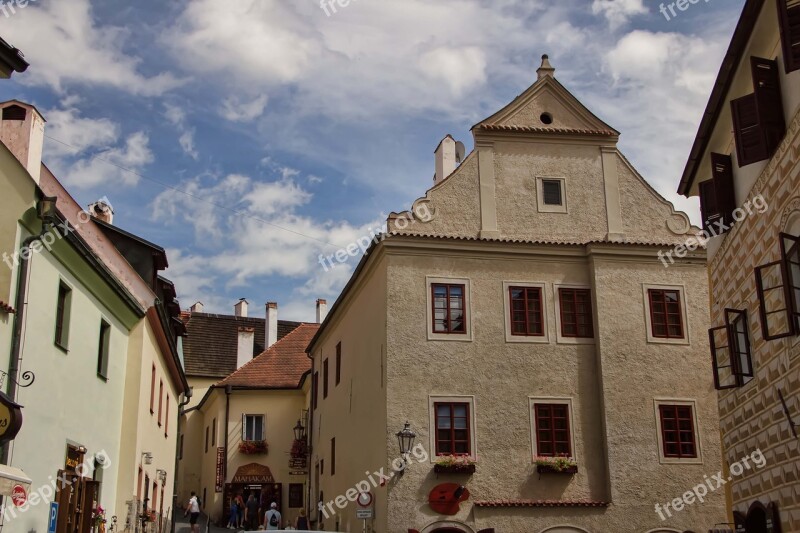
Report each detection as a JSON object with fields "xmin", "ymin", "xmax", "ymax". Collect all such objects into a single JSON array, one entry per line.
[
  {"xmin": 496, "ymin": 89, "xmax": 590, "ymax": 130},
  {"xmin": 590, "ymin": 257, "xmax": 726, "ymax": 532},
  {"xmin": 310, "ymin": 256, "xmax": 388, "ymax": 532},
  {"xmin": 178, "ymin": 377, "xmax": 218, "ymax": 503}
]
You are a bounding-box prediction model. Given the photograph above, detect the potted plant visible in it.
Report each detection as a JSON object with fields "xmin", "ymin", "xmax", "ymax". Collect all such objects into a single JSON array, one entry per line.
[
  {"xmin": 434, "ymin": 455, "xmax": 477, "ymax": 474},
  {"xmin": 239, "ymin": 440, "xmax": 269, "ymax": 455},
  {"xmin": 534, "ymin": 456, "xmax": 578, "ymax": 474},
  {"xmin": 290, "ymin": 439, "xmax": 308, "ymax": 458}
]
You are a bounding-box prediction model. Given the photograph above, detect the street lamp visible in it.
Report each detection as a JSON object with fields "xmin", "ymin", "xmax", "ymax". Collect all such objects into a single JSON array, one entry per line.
[
  {"xmin": 395, "ymin": 422, "xmax": 416, "ymax": 457},
  {"xmin": 293, "ymin": 420, "xmax": 305, "ymax": 441}
]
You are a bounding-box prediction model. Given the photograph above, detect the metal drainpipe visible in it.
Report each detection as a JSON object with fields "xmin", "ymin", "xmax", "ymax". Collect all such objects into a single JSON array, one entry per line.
[
  {"xmin": 170, "ymin": 389, "xmax": 193, "ymax": 533},
  {"xmin": 223, "ymin": 385, "xmax": 232, "ymax": 526}
]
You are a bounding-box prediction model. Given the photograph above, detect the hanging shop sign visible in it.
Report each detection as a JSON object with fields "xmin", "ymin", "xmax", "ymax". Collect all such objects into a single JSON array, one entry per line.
[
  {"xmin": 0, "ymin": 391, "xmax": 23, "ymax": 445},
  {"xmin": 215, "ymin": 448, "xmax": 225, "ymax": 493}
]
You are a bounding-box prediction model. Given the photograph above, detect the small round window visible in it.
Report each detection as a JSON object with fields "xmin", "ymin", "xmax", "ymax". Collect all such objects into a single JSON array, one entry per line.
[{"xmin": 540, "ymin": 112, "xmax": 553, "ymax": 125}]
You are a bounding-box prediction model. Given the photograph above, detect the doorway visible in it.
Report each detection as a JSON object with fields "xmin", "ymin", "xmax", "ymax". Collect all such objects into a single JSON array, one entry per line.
[{"xmin": 745, "ymin": 507, "xmax": 768, "ymax": 533}]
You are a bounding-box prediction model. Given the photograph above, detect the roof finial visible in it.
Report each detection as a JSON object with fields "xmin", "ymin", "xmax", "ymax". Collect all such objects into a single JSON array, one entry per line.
[{"xmin": 537, "ymin": 54, "xmax": 555, "ymax": 80}]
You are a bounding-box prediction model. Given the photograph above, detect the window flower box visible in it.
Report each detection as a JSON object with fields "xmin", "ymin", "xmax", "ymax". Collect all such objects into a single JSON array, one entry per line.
[
  {"xmin": 534, "ymin": 456, "xmax": 577, "ymax": 474},
  {"xmin": 434, "ymin": 455, "xmax": 476, "ymax": 474},
  {"xmin": 239, "ymin": 440, "xmax": 268, "ymax": 455}
]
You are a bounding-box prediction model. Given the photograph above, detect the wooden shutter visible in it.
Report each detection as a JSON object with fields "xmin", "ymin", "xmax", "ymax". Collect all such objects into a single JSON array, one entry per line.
[
  {"xmin": 699, "ymin": 180, "xmax": 720, "ymax": 233},
  {"xmin": 79, "ymin": 480, "xmax": 100, "ymax": 533},
  {"xmin": 731, "ymin": 93, "xmax": 768, "ymax": 166},
  {"xmin": 778, "ymin": 0, "xmax": 800, "ymax": 72},
  {"xmin": 780, "ymin": 232, "xmax": 800, "ymax": 331},
  {"xmin": 751, "ymin": 56, "xmax": 786, "ymax": 154},
  {"xmin": 711, "ymin": 153, "xmax": 737, "ymax": 231},
  {"xmin": 755, "ymin": 260, "xmax": 796, "ymax": 339},
  {"xmin": 709, "ymin": 326, "xmax": 737, "ymax": 390}
]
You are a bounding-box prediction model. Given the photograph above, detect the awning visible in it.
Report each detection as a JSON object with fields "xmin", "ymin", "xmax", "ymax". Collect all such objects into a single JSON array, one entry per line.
[{"xmin": 0, "ymin": 464, "xmax": 32, "ymax": 497}]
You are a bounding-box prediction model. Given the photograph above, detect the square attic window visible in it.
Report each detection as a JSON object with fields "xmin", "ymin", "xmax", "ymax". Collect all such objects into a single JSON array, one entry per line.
[{"xmin": 542, "ymin": 179, "xmax": 563, "ymax": 206}]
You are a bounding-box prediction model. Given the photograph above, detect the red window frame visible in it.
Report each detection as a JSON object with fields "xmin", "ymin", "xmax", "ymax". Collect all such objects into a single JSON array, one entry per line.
[
  {"xmin": 509, "ymin": 286, "xmax": 544, "ymax": 336},
  {"xmin": 431, "ymin": 284, "xmax": 467, "ymax": 334},
  {"xmin": 658, "ymin": 404, "xmax": 697, "ymax": 459},
  {"xmin": 150, "ymin": 364, "xmax": 156, "ymax": 414},
  {"xmin": 158, "ymin": 380, "xmax": 164, "ymax": 427},
  {"xmin": 335, "ymin": 342, "xmax": 341, "ymax": 386},
  {"xmin": 558, "ymin": 288, "xmax": 593, "ymax": 338},
  {"xmin": 434, "ymin": 402, "xmax": 471, "ymax": 456},
  {"xmin": 648, "ymin": 289, "xmax": 685, "ymax": 339},
  {"xmin": 323, "ymin": 358, "xmax": 329, "ymax": 399},
  {"xmin": 533, "ymin": 403, "xmax": 572, "ymax": 457}
]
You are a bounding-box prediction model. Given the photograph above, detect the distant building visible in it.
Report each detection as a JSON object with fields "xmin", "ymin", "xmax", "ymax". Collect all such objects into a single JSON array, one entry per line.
[
  {"xmin": 677, "ymin": 0, "xmax": 800, "ymax": 530},
  {"xmin": 177, "ymin": 300, "xmax": 324, "ymax": 525},
  {"xmin": 307, "ymin": 57, "xmax": 726, "ymax": 532}
]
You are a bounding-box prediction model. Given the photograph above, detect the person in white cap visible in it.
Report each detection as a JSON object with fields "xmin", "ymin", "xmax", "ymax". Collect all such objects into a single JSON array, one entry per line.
[{"xmin": 264, "ymin": 502, "xmax": 281, "ymax": 530}]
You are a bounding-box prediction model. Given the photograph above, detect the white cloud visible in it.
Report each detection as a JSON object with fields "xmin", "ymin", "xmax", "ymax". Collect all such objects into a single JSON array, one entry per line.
[
  {"xmin": 43, "ymin": 107, "xmax": 119, "ymax": 158},
  {"xmin": 164, "ymin": 104, "xmax": 199, "ymax": 160},
  {"xmin": 591, "ymin": 0, "xmax": 647, "ymax": 28},
  {"xmin": 62, "ymin": 131, "xmax": 154, "ymax": 189},
  {"xmin": 3, "ymin": 0, "xmax": 183, "ymax": 95},
  {"xmin": 220, "ymin": 95, "xmax": 269, "ymax": 123},
  {"xmin": 419, "ymin": 47, "xmax": 488, "ymax": 97}
]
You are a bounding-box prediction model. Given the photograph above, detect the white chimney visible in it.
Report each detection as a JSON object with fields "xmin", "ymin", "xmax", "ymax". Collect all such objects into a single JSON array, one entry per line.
[
  {"xmin": 266, "ymin": 302, "xmax": 278, "ymax": 349},
  {"xmin": 0, "ymin": 100, "xmax": 45, "ymax": 185},
  {"xmin": 88, "ymin": 198, "xmax": 114, "ymax": 224},
  {"xmin": 236, "ymin": 327, "xmax": 255, "ymax": 369},
  {"xmin": 434, "ymin": 135, "xmax": 457, "ymax": 185},
  {"xmin": 316, "ymin": 299, "xmax": 328, "ymax": 324},
  {"xmin": 234, "ymin": 298, "xmax": 249, "ymax": 318},
  {"xmin": 190, "ymin": 302, "xmax": 204, "ymax": 313}
]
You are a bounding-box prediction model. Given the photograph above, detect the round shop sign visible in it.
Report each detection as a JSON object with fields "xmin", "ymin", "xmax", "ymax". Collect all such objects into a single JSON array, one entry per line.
[
  {"xmin": 356, "ymin": 492, "xmax": 373, "ymax": 508},
  {"xmin": 11, "ymin": 484, "xmax": 27, "ymax": 507}
]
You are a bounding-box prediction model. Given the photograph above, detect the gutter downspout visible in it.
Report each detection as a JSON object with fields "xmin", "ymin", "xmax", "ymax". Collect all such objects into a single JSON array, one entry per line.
[
  {"xmin": 224, "ymin": 385, "xmax": 232, "ymax": 525},
  {"xmin": 2, "ymin": 201, "xmax": 54, "ymax": 464},
  {"xmin": 170, "ymin": 389, "xmax": 193, "ymax": 533}
]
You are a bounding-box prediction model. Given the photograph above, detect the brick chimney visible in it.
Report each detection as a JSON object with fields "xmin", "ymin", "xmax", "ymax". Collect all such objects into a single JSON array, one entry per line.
[
  {"xmin": 236, "ymin": 327, "xmax": 255, "ymax": 369},
  {"xmin": 88, "ymin": 198, "xmax": 114, "ymax": 224},
  {"xmin": 434, "ymin": 135, "xmax": 457, "ymax": 185},
  {"xmin": 0, "ymin": 100, "xmax": 45, "ymax": 184},
  {"xmin": 234, "ymin": 298, "xmax": 248, "ymax": 318},
  {"xmin": 316, "ymin": 299, "xmax": 328, "ymax": 324},
  {"xmin": 266, "ymin": 302, "xmax": 278, "ymax": 348},
  {"xmin": 190, "ymin": 302, "xmax": 204, "ymax": 313}
]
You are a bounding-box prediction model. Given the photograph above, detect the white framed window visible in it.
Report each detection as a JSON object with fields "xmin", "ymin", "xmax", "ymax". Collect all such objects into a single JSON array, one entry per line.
[
  {"xmin": 536, "ymin": 177, "xmax": 567, "ymax": 214},
  {"xmin": 428, "ymin": 395, "xmax": 477, "ymax": 460},
  {"xmin": 653, "ymin": 399, "xmax": 703, "ymax": 465},
  {"xmin": 529, "ymin": 397, "xmax": 577, "ymax": 461},
  {"xmin": 643, "ymin": 284, "xmax": 690, "ymax": 345},
  {"xmin": 426, "ymin": 277, "xmax": 472, "ymax": 341},
  {"xmin": 553, "ymin": 284, "xmax": 595, "ymax": 345},
  {"xmin": 243, "ymin": 414, "xmax": 265, "ymax": 442},
  {"xmin": 503, "ymin": 282, "xmax": 549, "ymax": 343}
]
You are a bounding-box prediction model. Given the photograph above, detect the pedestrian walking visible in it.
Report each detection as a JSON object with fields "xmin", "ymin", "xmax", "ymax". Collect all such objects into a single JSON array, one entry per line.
[
  {"xmin": 294, "ymin": 509, "xmax": 308, "ymax": 531},
  {"xmin": 235, "ymin": 494, "xmax": 245, "ymax": 528},
  {"xmin": 184, "ymin": 492, "xmax": 201, "ymax": 533},
  {"xmin": 245, "ymin": 494, "xmax": 259, "ymax": 530},
  {"xmin": 227, "ymin": 496, "xmax": 239, "ymax": 529},
  {"xmin": 264, "ymin": 502, "xmax": 281, "ymax": 530}
]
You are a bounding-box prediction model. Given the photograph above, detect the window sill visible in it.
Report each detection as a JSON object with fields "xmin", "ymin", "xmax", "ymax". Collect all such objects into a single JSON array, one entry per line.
[
  {"xmin": 427, "ymin": 332, "xmax": 473, "ymax": 342},
  {"xmin": 536, "ymin": 464, "xmax": 578, "ymax": 475},
  {"xmin": 54, "ymin": 342, "xmax": 69, "ymax": 354},
  {"xmin": 434, "ymin": 464, "xmax": 476, "ymax": 475},
  {"xmin": 658, "ymin": 456, "xmax": 703, "ymax": 465},
  {"xmin": 646, "ymin": 336, "xmax": 690, "ymax": 346}
]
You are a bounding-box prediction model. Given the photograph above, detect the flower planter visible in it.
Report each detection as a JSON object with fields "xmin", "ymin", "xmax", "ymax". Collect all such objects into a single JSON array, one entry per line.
[
  {"xmin": 238, "ymin": 440, "xmax": 268, "ymax": 455},
  {"xmin": 536, "ymin": 464, "xmax": 578, "ymax": 475},
  {"xmin": 434, "ymin": 464, "xmax": 476, "ymax": 475}
]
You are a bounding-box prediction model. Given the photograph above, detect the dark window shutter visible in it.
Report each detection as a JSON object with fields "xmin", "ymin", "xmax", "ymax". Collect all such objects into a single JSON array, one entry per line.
[
  {"xmin": 711, "ymin": 153, "xmax": 736, "ymax": 232},
  {"xmin": 751, "ymin": 56, "xmax": 786, "ymax": 154},
  {"xmin": 780, "ymin": 232, "xmax": 800, "ymax": 332},
  {"xmin": 709, "ymin": 325, "xmax": 737, "ymax": 390},
  {"xmin": 777, "ymin": 0, "xmax": 800, "ymax": 72},
  {"xmin": 699, "ymin": 180, "xmax": 720, "ymax": 233},
  {"xmin": 755, "ymin": 260, "xmax": 796, "ymax": 339},
  {"xmin": 731, "ymin": 93, "xmax": 768, "ymax": 166}
]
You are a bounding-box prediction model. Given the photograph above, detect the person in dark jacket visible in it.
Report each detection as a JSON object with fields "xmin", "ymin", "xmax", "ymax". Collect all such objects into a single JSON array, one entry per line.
[{"xmin": 294, "ymin": 508, "xmax": 309, "ymax": 530}]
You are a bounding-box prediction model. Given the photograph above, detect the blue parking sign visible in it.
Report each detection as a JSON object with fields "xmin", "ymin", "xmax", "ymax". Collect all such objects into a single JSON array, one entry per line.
[{"xmin": 48, "ymin": 502, "xmax": 58, "ymax": 533}]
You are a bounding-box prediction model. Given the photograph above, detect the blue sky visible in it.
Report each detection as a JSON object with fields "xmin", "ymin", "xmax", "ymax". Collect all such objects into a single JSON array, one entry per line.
[{"xmin": 0, "ymin": 0, "xmax": 745, "ymax": 321}]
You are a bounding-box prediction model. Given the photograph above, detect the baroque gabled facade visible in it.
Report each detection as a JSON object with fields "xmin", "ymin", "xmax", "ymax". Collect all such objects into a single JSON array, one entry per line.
[
  {"xmin": 677, "ymin": 0, "xmax": 800, "ymax": 530},
  {"xmin": 306, "ymin": 57, "xmax": 727, "ymax": 533}
]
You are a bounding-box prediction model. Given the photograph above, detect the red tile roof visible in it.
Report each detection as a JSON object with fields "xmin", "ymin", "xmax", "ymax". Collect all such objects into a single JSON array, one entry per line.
[
  {"xmin": 218, "ymin": 323, "xmax": 319, "ymax": 389},
  {"xmin": 475, "ymin": 499, "xmax": 609, "ymax": 508},
  {"xmin": 0, "ymin": 301, "xmax": 15, "ymax": 314},
  {"xmin": 475, "ymin": 124, "xmax": 618, "ymax": 136}
]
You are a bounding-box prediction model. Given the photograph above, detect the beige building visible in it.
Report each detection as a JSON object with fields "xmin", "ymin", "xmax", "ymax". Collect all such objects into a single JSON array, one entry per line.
[
  {"xmin": 677, "ymin": 0, "xmax": 800, "ymax": 530},
  {"xmin": 177, "ymin": 300, "xmax": 323, "ymax": 527},
  {"xmin": 307, "ymin": 57, "xmax": 727, "ymax": 533}
]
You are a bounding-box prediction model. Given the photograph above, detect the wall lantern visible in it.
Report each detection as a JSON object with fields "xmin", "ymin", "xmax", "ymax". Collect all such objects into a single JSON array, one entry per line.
[
  {"xmin": 38, "ymin": 196, "xmax": 58, "ymax": 225},
  {"xmin": 396, "ymin": 421, "xmax": 416, "ymax": 457},
  {"xmin": 293, "ymin": 420, "xmax": 305, "ymax": 442},
  {"xmin": 156, "ymin": 469, "xmax": 167, "ymax": 483}
]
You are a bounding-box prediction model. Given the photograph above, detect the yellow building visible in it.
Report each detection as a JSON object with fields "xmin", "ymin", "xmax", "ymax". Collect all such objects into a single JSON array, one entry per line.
[
  {"xmin": 307, "ymin": 57, "xmax": 727, "ymax": 533},
  {"xmin": 676, "ymin": 0, "xmax": 800, "ymax": 530}
]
